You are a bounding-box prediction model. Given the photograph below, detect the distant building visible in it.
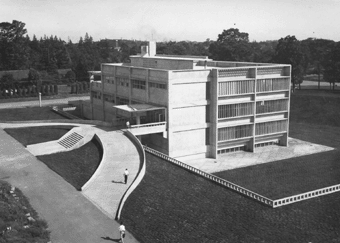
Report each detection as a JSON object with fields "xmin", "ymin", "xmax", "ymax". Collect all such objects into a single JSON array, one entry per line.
[{"xmin": 84, "ymin": 42, "xmax": 291, "ymax": 161}]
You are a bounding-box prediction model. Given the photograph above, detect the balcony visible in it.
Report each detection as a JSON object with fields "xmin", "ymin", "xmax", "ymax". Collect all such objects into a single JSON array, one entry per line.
[{"xmin": 128, "ymin": 121, "xmax": 166, "ymax": 136}]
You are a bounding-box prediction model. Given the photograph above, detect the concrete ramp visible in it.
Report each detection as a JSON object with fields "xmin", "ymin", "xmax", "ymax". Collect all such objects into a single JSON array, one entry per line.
[
  {"xmin": 27, "ymin": 127, "xmax": 95, "ymax": 156},
  {"xmin": 81, "ymin": 131, "xmax": 140, "ymax": 219}
]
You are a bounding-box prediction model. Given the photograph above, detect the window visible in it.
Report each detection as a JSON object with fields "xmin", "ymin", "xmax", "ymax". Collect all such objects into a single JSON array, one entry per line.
[
  {"xmin": 149, "ymin": 82, "xmax": 167, "ymax": 90},
  {"xmin": 219, "ymin": 80, "xmax": 254, "ymax": 96},
  {"xmin": 218, "ymin": 125, "xmax": 253, "ymax": 141},
  {"xmin": 116, "ymin": 77, "xmax": 129, "ymax": 87},
  {"xmin": 218, "ymin": 103, "xmax": 253, "ymax": 119},
  {"xmin": 131, "ymin": 79, "xmax": 146, "ymax": 90}
]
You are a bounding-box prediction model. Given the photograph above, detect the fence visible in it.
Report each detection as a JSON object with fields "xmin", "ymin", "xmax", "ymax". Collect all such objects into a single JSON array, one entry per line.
[
  {"xmin": 273, "ymin": 183, "xmax": 340, "ymax": 207},
  {"xmin": 144, "ymin": 146, "xmax": 274, "ymax": 207}
]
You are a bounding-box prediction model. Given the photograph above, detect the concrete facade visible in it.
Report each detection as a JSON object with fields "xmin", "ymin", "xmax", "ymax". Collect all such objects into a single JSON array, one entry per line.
[{"xmin": 86, "ymin": 42, "xmax": 291, "ymax": 161}]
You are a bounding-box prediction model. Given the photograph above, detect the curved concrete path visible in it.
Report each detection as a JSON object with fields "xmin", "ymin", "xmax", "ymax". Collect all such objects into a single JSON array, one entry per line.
[{"xmin": 0, "ymin": 122, "xmax": 140, "ymax": 243}]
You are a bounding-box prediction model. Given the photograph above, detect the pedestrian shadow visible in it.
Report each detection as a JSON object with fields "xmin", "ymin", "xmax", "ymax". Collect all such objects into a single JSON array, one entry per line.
[
  {"xmin": 101, "ymin": 236, "xmax": 120, "ymax": 242},
  {"xmin": 111, "ymin": 180, "xmax": 125, "ymax": 184}
]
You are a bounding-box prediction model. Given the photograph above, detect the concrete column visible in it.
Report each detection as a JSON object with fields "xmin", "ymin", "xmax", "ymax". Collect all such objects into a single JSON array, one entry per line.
[{"xmin": 136, "ymin": 115, "xmax": 141, "ymax": 125}]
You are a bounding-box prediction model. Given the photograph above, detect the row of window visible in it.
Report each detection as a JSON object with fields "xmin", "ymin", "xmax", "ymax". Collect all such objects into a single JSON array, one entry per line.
[
  {"xmin": 218, "ymin": 78, "xmax": 290, "ymax": 96},
  {"xmin": 149, "ymin": 82, "xmax": 167, "ymax": 90},
  {"xmin": 218, "ymin": 120, "xmax": 287, "ymax": 141},
  {"xmin": 256, "ymin": 99, "xmax": 288, "ymax": 114},
  {"xmin": 256, "ymin": 78, "xmax": 290, "ymax": 92},
  {"xmin": 131, "ymin": 79, "xmax": 146, "ymax": 90},
  {"xmin": 218, "ymin": 99, "xmax": 288, "ymax": 118},
  {"xmin": 218, "ymin": 103, "xmax": 254, "ymax": 118},
  {"xmin": 104, "ymin": 75, "xmax": 115, "ymax": 84},
  {"xmin": 218, "ymin": 80, "xmax": 254, "ymax": 96},
  {"xmin": 218, "ymin": 125, "xmax": 253, "ymax": 141},
  {"xmin": 255, "ymin": 120, "xmax": 287, "ymax": 136}
]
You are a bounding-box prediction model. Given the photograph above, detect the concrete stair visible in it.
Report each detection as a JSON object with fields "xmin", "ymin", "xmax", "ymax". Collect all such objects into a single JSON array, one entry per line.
[{"xmin": 58, "ymin": 132, "xmax": 84, "ymax": 149}]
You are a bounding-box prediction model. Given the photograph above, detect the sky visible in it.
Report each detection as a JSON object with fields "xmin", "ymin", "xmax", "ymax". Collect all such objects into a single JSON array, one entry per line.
[{"xmin": 1, "ymin": 0, "xmax": 340, "ymax": 43}]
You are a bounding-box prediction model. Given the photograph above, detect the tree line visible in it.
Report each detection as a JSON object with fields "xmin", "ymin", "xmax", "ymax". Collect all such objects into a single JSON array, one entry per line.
[{"xmin": 1, "ymin": 20, "xmax": 340, "ymax": 91}]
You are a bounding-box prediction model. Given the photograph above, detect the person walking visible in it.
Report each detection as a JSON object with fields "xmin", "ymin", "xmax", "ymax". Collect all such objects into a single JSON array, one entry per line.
[
  {"xmin": 124, "ymin": 169, "xmax": 129, "ymax": 184},
  {"xmin": 119, "ymin": 222, "xmax": 126, "ymax": 243}
]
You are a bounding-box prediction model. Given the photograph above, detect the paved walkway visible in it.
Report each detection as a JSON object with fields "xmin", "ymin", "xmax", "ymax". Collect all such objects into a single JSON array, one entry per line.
[
  {"xmin": 0, "ymin": 122, "xmax": 140, "ymax": 243},
  {"xmin": 0, "ymin": 96, "xmax": 89, "ymax": 109},
  {"xmin": 182, "ymin": 137, "xmax": 334, "ymax": 173}
]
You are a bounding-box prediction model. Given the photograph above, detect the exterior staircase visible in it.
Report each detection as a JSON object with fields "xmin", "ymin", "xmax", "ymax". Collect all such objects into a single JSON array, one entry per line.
[{"xmin": 58, "ymin": 132, "xmax": 84, "ymax": 149}]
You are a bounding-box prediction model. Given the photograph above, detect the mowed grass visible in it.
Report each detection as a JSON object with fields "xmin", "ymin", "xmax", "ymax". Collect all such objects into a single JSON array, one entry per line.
[
  {"xmin": 0, "ymin": 106, "xmax": 68, "ymax": 121},
  {"xmin": 214, "ymin": 149, "xmax": 340, "ymax": 199},
  {"xmin": 37, "ymin": 138, "xmax": 103, "ymax": 190},
  {"xmin": 122, "ymin": 90, "xmax": 340, "ymax": 242},
  {"xmin": 4, "ymin": 126, "xmax": 73, "ymax": 146},
  {"xmin": 4, "ymin": 126, "xmax": 103, "ymax": 190},
  {"xmin": 122, "ymin": 152, "xmax": 340, "ymax": 242}
]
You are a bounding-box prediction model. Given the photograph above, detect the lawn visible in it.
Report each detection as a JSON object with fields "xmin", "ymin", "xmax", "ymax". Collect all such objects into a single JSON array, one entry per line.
[
  {"xmin": 214, "ymin": 149, "xmax": 340, "ymax": 199},
  {"xmin": 0, "ymin": 180, "xmax": 50, "ymax": 243},
  {"xmin": 5, "ymin": 126, "xmax": 102, "ymax": 190},
  {"xmin": 37, "ymin": 138, "xmax": 102, "ymax": 190},
  {"xmin": 121, "ymin": 91, "xmax": 340, "ymax": 242},
  {"xmin": 0, "ymin": 106, "xmax": 68, "ymax": 121},
  {"xmin": 122, "ymin": 152, "xmax": 340, "ymax": 242},
  {"xmin": 4, "ymin": 126, "xmax": 74, "ymax": 146}
]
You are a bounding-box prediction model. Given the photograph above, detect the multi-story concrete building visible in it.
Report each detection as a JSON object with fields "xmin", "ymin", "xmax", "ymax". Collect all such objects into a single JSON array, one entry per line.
[{"xmin": 85, "ymin": 42, "xmax": 291, "ymax": 161}]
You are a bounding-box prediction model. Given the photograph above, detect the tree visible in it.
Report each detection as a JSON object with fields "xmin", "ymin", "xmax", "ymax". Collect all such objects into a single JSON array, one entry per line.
[
  {"xmin": 323, "ymin": 42, "xmax": 340, "ymax": 90},
  {"xmin": 0, "ymin": 20, "xmax": 29, "ymax": 70},
  {"xmin": 0, "ymin": 73, "xmax": 15, "ymax": 85},
  {"xmin": 301, "ymin": 38, "xmax": 334, "ymax": 89},
  {"xmin": 28, "ymin": 68, "xmax": 40, "ymax": 83},
  {"xmin": 209, "ymin": 28, "xmax": 253, "ymax": 62},
  {"xmin": 273, "ymin": 35, "xmax": 305, "ymax": 91},
  {"xmin": 65, "ymin": 70, "xmax": 76, "ymax": 83}
]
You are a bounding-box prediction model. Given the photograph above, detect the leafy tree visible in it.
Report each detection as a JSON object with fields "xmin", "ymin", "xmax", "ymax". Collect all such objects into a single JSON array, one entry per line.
[
  {"xmin": 273, "ymin": 35, "xmax": 305, "ymax": 91},
  {"xmin": 28, "ymin": 68, "xmax": 40, "ymax": 83},
  {"xmin": 65, "ymin": 70, "xmax": 76, "ymax": 82},
  {"xmin": 0, "ymin": 20, "xmax": 29, "ymax": 70},
  {"xmin": 301, "ymin": 38, "xmax": 334, "ymax": 89},
  {"xmin": 209, "ymin": 28, "xmax": 253, "ymax": 61},
  {"xmin": 323, "ymin": 42, "xmax": 340, "ymax": 90},
  {"xmin": 0, "ymin": 73, "xmax": 15, "ymax": 85}
]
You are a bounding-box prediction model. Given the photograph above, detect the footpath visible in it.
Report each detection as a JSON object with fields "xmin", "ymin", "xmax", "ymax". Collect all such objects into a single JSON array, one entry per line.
[{"xmin": 0, "ymin": 122, "xmax": 140, "ymax": 243}]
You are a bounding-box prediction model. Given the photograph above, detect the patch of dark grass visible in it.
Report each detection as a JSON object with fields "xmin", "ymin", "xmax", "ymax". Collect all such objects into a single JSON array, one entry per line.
[
  {"xmin": 0, "ymin": 106, "xmax": 68, "ymax": 121},
  {"xmin": 121, "ymin": 152, "xmax": 340, "ymax": 243},
  {"xmin": 0, "ymin": 180, "xmax": 50, "ymax": 243},
  {"xmin": 214, "ymin": 149, "xmax": 340, "ymax": 199},
  {"xmin": 290, "ymin": 93, "xmax": 340, "ymax": 127},
  {"xmin": 37, "ymin": 138, "xmax": 103, "ymax": 190},
  {"xmin": 290, "ymin": 122, "xmax": 340, "ymax": 148},
  {"xmin": 4, "ymin": 126, "xmax": 74, "ymax": 146}
]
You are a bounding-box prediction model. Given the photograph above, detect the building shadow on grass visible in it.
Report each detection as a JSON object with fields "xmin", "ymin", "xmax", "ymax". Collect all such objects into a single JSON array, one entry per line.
[{"xmin": 101, "ymin": 236, "xmax": 120, "ymax": 242}]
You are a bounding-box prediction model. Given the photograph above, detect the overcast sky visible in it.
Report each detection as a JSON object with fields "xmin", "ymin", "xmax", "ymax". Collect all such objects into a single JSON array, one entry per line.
[{"xmin": 1, "ymin": 0, "xmax": 339, "ymax": 43}]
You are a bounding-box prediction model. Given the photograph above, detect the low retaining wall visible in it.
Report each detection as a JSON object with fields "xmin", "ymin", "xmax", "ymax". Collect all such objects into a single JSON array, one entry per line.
[
  {"xmin": 115, "ymin": 130, "xmax": 146, "ymax": 220},
  {"xmin": 273, "ymin": 183, "xmax": 340, "ymax": 207}
]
